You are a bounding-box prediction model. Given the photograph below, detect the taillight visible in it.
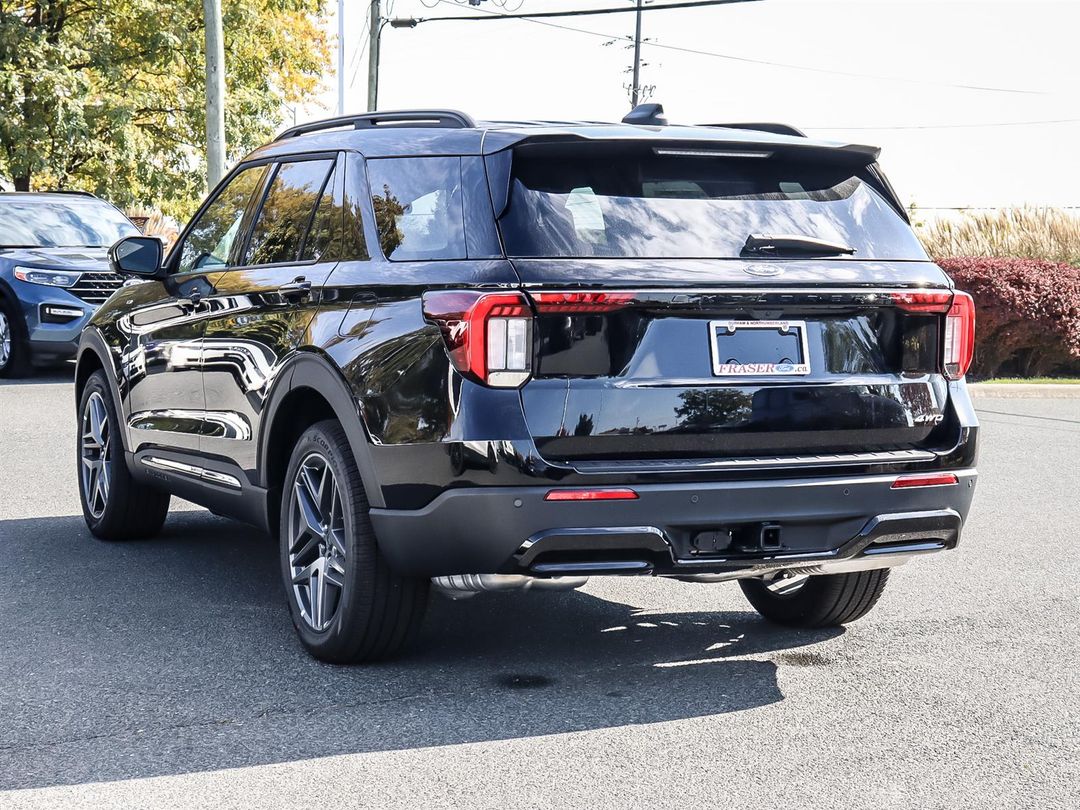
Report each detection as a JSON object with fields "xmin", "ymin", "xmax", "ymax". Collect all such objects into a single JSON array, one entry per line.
[
  {"xmin": 942, "ymin": 291, "xmax": 975, "ymax": 380},
  {"xmin": 422, "ymin": 291, "xmax": 532, "ymax": 387},
  {"xmin": 531, "ymin": 291, "xmax": 635, "ymax": 313},
  {"xmin": 891, "ymin": 289, "xmax": 976, "ymax": 380},
  {"xmin": 890, "ymin": 291, "xmax": 952, "ymax": 313}
]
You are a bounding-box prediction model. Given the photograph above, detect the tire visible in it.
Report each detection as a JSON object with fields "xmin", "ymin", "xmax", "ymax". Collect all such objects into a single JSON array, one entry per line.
[
  {"xmin": 739, "ymin": 569, "xmax": 891, "ymax": 628},
  {"xmin": 0, "ymin": 295, "xmax": 32, "ymax": 378},
  {"xmin": 77, "ymin": 370, "xmax": 171, "ymax": 539},
  {"xmin": 280, "ymin": 419, "xmax": 429, "ymax": 663}
]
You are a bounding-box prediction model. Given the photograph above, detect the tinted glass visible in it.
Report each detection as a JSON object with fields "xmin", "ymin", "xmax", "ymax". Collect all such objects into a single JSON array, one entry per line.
[
  {"xmin": 368, "ymin": 157, "xmax": 466, "ymax": 261},
  {"xmin": 0, "ymin": 199, "xmax": 138, "ymax": 247},
  {"xmin": 300, "ymin": 163, "xmax": 368, "ymax": 262},
  {"xmin": 244, "ymin": 159, "xmax": 334, "ymax": 266},
  {"xmin": 498, "ymin": 144, "xmax": 928, "ymax": 260},
  {"xmin": 175, "ymin": 166, "xmax": 265, "ymax": 274}
]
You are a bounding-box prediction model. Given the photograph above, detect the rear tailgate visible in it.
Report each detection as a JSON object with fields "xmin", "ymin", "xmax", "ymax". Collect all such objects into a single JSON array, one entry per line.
[{"xmin": 516, "ymin": 259, "xmax": 956, "ymax": 463}]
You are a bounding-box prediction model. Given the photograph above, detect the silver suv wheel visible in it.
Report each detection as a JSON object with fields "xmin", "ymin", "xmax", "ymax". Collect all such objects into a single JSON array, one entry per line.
[
  {"xmin": 0, "ymin": 310, "xmax": 11, "ymax": 370},
  {"xmin": 80, "ymin": 391, "xmax": 112, "ymax": 519},
  {"xmin": 287, "ymin": 452, "xmax": 348, "ymax": 632}
]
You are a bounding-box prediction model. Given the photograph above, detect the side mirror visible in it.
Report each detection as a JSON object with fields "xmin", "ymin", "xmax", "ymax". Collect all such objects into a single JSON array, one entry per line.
[{"xmin": 109, "ymin": 235, "xmax": 165, "ymax": 279}]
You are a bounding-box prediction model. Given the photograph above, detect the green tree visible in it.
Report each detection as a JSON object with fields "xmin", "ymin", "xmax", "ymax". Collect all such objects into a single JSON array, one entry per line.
[{"xmin": 0, "ymin": 0, "xmax": 329, "ymax": 216}]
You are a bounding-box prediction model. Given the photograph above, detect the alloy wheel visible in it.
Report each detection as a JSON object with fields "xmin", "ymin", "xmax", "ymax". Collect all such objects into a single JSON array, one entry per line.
[
  {"xmin": 288, "ymin": 452, "xmax": 348, "ymax": 632},
  {"xmin": 0, "ymin": 310, "xmax": 10, "ymax": 370},
  {"xmin": 80, "ymin": 392, "xmax": 112, "ymax": 519}
]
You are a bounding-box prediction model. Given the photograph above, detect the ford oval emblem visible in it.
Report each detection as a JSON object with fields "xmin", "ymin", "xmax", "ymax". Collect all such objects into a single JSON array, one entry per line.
[{"xmin": 744, "ymin": 264, "xmax": 783, "ymax": 277}]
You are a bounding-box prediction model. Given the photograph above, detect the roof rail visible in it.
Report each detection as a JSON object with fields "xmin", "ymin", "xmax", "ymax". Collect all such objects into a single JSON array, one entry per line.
[
  {"xmin": 702, "ymin": 122, "xmax": 807, "ymax": 138},
  {"xmin": 20, "ymin": 189, "xmax": 97, "ymax": 197},
  {"xmin": 275, "ymin": 109, "xmax": 476, "ymax": 141}
]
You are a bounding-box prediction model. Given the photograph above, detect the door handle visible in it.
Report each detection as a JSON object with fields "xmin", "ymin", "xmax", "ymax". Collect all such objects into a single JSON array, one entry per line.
[{"xmin": 278, "ymin": 277, "xmax": 312, "ymax": 301}]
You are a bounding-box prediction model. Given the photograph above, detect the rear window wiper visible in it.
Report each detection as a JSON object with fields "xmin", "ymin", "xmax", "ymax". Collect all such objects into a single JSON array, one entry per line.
[{"xmin": 742, "ymin": 233, "xmax": 856, "ymax": 257}]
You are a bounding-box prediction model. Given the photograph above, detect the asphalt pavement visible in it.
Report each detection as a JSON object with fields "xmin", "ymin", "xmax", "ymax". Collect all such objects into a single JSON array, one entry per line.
[{"xmin": 0, "ymin": 373, "xmax": 1076, "ymax": 809}]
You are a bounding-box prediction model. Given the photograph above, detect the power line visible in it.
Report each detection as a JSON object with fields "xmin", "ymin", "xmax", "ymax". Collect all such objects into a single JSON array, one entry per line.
[
  {"xmin": 424, "ymin": 0, "xmax": 1044, "ymax": 96},
  {"xmin": 805, "ymin": 118, "xmax": 1080, "ymax": 131},
  {"xmin": 421, "ymin": 0, "xmax": 762, "ymax": 23}
]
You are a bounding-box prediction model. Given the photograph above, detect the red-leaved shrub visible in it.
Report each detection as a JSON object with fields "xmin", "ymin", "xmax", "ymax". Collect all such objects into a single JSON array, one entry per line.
[{"xmin": 937, "ymin": 257, "xmax": 1080, "ymax": 378}]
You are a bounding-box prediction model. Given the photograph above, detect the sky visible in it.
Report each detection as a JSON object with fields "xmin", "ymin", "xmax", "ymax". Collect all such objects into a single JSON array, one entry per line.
[{"xmin": 298, "ymin": 0, "xmax": 1080, "ymax": 210}]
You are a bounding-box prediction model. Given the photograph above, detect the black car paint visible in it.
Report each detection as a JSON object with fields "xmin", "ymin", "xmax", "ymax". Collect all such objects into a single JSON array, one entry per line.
[{"xmin": 76, "ymin": 121, "xmax": 979, "ymax": 578}]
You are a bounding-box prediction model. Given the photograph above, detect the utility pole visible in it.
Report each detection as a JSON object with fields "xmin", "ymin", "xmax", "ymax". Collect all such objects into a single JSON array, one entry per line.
[
  {"xmin": 337, "ymin": 0, "xmax": 346, "ymax": 115},
  {"xmin": 368, "ymin": 0, "xmax": 382, "ymax": 111},
  {"xmin": 203, "ymin": 0, "xmax": 226, "ymax": 190},
  {"xmin": 630, "ymin": 0, "xmax": 644, "ymax": 106}
]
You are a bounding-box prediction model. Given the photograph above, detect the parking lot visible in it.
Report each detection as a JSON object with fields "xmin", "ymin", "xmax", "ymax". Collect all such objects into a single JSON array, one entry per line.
[{"xmin": 0, "ymin": 374, "xmax": 1076, "ymax": 809}]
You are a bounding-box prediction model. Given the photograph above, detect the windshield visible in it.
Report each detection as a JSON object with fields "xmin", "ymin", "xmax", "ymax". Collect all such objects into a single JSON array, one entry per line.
[
  {"xmin": 497, "ymin": 144, "xmax": 928, "ymax": 260},
  {"xmin": 0, "ymin": 199, "xmax": 138, "ymax": 248}
]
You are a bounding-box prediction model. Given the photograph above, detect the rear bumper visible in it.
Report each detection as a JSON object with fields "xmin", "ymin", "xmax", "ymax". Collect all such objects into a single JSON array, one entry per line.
[{"xmin": 370, "ymin": 468, "xmax": 977, "ymax": 578}]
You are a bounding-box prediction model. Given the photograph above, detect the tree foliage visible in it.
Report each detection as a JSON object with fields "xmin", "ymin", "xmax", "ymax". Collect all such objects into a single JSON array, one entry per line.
[
  {"xmin": 0, "ymin": 0, "xmax": 329, "ymax": 216},
  {"xmin": 939, "ymin": 257, "xmax": 1080, "ymax": 378}
]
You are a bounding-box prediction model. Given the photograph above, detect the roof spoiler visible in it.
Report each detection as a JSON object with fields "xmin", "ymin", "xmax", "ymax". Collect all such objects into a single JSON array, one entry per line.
[{"xmin": 703, "ymin": 122, "xmax": 807, "ymax": 138}]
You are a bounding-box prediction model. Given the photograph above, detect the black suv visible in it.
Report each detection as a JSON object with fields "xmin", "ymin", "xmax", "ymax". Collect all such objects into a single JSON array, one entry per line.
[{"xmin": 75, "ymin": 107, "xmax": 979, "ymax": 663}]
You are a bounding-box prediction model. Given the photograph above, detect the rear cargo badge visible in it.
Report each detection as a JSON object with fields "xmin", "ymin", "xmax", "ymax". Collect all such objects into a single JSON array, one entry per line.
[{"xmin": 743, "ymin": 265, "xmax": 783, "ymax": 277}]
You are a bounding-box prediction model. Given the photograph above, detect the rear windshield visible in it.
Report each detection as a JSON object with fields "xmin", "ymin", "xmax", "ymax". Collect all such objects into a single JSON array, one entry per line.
[
  {"xmin": 497, "ymin": 144, "xmax": 927, "ymax": 260},
  {"xmin": 0, "ymin": 199, "xmax": 137, "ymax": 248}
]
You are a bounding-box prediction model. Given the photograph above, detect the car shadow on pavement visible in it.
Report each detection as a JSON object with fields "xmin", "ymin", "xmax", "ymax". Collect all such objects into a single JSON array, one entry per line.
[
  {"xmin": 0, "ymin": 368, "xmax": 73, "ymax": 386},
  {"xmin": 0, "ymin": 510, "xmax": 840, "ymax": 790}
]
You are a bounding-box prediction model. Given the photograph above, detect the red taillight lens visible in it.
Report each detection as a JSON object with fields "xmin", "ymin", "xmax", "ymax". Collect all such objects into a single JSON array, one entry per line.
[
  {"xmin": 531, "ymin": 292, "xmax": 636, "ymax": 313},
  {"xmin": 422, "ymin": 291, "xmax": 532, "ymax": 387},
  {"xmin": 891, "ymin": 473, "xmax": 959, "ymax": 489},
  {"xmin": 544, "ymin": 488, "xmax": 639, "ymax": 501},
  {"xmin": 890, "ymin": 291, "xmax": 953, "ymax": 313},
  {"xmin": 942, "ymin": 291, "xmax": 975, "ymax": 380},
  {"xmin": 892, "ymin": 289, "xmax": 976, "ymax": 380}
]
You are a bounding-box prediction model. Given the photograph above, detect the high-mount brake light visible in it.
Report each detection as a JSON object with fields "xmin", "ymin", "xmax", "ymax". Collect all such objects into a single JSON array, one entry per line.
[
  {"xmin": 892, "ymin": 473, "xmax": 959, "ymax": 489},
  {"xmin": 544, "ymin": 488, "xmax": 639, "ymax": 502},
  {"xmin": 891, "ymin": 290, "xmax": 976, "ymax": 380},
  {"xmin": 942, "ymin": 292, "xmax": 976, "ymax": 380},
  {"xmin": 531, "ymin": 291, "xmax": 636, "ymax": 313},
  {"xmin": 422, "ymin": 291, "xmax": 532, "ymax": 388}
]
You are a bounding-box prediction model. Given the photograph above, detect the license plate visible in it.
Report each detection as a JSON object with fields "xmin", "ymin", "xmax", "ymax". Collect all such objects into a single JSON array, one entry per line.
[{"xmin": 708, "ymin": 320, "xmax": 811, "ymax": 376}]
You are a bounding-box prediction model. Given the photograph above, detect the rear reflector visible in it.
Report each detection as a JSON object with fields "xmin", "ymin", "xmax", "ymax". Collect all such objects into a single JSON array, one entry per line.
[
  {"xmin": 891, "ymin": 473, "xmax": 959, "ymax": 489},
  {"xmin": 544, "ymin": 488, "xmax": 639, "ymax": 502}
]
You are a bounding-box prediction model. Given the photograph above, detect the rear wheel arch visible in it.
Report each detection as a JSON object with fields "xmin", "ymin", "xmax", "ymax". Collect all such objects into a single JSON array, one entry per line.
[{"xmin": 260, "ymin": 352, "xmax": 384, "ymax": 532}]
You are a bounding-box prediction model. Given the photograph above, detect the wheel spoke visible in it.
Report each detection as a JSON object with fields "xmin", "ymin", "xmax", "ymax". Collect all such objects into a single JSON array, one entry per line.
[
  {"xmin": 311, "ymin": 563, "xmax": 327, "ymax": 629},
  {"xmin": 289, "ymin": 531, "xmax": 322, "ymax": 562},
  {"xmin": 293, "ymin": 478, "xmax": 325, "ymax": 539},
  {"xmin": 292, "ymin": 559, "xmax": 319, "ymax": 586},
  {"xmin": 324, "ymin": 558, "xmax": 346, "ymax": 588}
]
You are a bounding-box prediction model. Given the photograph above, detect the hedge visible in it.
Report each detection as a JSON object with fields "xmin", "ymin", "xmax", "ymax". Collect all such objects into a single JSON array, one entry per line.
[{"xmin": 938, "ymin": 257, "xmax": 1080, "ymax": 378}]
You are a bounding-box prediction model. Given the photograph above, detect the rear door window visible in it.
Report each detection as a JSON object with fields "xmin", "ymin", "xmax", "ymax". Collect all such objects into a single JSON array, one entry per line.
[
  {"xmin": 243, "ymin": 158, "xmax": 335, "ymax": 266},
  {"xmin": 368, "ymin": 157, "xmax": 466, "ymax": 261}
]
